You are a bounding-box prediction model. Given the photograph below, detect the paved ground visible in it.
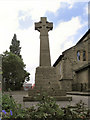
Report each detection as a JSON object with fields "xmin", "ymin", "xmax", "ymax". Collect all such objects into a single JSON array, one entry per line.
[{"xmin": 4, "ymin": 91, "xmax": 90, "ymax": 109}]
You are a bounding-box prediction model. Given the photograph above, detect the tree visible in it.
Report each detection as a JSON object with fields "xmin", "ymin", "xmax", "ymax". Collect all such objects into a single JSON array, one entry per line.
[
  {"xmin": 2, "ymin": 52, "xmax": 29, "ymax": 91},
  {"xmin": 9, "ymin": 34, "xmax": 21, "ymax": 58},
  {"xmin": 2, "ymin": 34, "xmax": 30, "ymax": 91}
]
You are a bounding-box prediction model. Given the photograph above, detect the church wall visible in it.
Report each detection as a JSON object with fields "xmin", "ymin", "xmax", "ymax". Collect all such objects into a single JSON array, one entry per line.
[
  {"xmin": 54, "ymin": 30, "xmax": 89, "ymax": 92},
  {"xmin": 73, "ymin": 69, "xmax": 88, "ymax": 91},
  {"xmin": 88, "ymin": 38, "xmax": 90, "ymax": 62},
  {"xmin": 62, "ymin": 49, "xmax": 74, "ymax": 79},
  {"xmin": 55, "ymin": 60, "xmax": 64, "ymax": 80},
  {"xmin": 60, "ymin": 80, "xmax": 72, "ymax": 91},
  {"xmin": 62, "ymin": 58, "xmax": 73, "ymax": 79},
  {"xmin": 77, "ymin": 70, "xmax": 88, "ymax": 83},
  {"xmin": 73, "ymin": 40, "xmax": 88, "ymax": 68},
  {"xmin": 56, "ymin": 37, "xmax": 88, "ymax": 91},
  {"xmin": 73, "ymin": 40, "xmax": 88, "ymax": 91},
  {"xmin": 63, "ymin": 47, "xmax": 76, "ymax": 63},
  {"xmin": 63, "ymin": 39, "xmax": 88, "ymax": 70},
  {"xmin": 55, "ymin": 48, "xmax": 74, "ymax": 91}
]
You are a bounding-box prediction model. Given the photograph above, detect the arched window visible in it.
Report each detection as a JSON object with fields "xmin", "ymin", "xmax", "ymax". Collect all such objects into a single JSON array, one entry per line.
[
  {"xmin": 83, "ymin": 51, "xmax": 86, "ymax": 61},
  {"xmin": 77, "ymin": 51, "xmax": 80, "ymax": 61}
]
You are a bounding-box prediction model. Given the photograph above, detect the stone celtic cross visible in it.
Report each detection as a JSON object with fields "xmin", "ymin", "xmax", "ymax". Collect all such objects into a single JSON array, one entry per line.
[{"xmin": 35, "ymin": 17, "xmax": 53, "ymax": 66}]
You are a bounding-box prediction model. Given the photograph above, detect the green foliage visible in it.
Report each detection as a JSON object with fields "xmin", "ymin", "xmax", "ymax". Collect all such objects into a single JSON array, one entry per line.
[
  {"xmin": 2, "ymin": 52, "xmax": 27, "ymax": 90},
  {"xmin": 2, "ymin": 34, "xmax": 30, "ymax": 91},
  {"xmin": 30, "ymin": 94, "xmax": 64, "ymax": 120},
  {"xmin": 2, "ymin": 93, "xmax": 26, "ymax": 119},
  {"xmin": 26, "ymin": 94, "xmax": 90, "ymax": 120},
  {"xmin": 2, "ymin": 93, "xmax": 90, "ymax": 120},
  {"xmin": 62, "ymin": 100, "xmax": 89, "ymax": 119},
  {"xmin": 9, "ymin": 34, "xmax": 21, "ymax": 58}
]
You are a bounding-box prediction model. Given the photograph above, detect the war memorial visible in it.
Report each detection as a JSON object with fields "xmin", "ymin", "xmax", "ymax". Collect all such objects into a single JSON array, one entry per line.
[{"xmin": 23, "ymin": 17, "xmax": 72, "ymax": 101}]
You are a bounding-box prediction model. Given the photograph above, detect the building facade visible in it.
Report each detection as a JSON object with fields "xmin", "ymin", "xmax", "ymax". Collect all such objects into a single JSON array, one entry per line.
[{"xmin": 53, "ymin": 29, "xmax": 90, "ymax": 92}]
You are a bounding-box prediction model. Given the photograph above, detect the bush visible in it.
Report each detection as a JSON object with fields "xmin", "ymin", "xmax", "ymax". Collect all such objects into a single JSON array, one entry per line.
[
  {"xmin": 1, "ymin": 93, "xmax": 90, "ymax": 120},
  {"xmin": 2, "ymin": 93, "xmax": 26, "ymax": 119},
  {"xmin": 29, "ymin": 94, "xmax": 64, "ymax": 120},
  {"xmin": 28, "ymin": 94, "xmax": 90, "ymax": 120},
  {"xmin": 62, "ymin": 100, "xmax": 89, "ymax": 120}
]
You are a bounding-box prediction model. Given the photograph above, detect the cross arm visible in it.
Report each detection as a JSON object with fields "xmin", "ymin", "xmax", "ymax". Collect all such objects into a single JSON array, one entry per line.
[
  {"xmin": 35, "ymin": 22, "xmax": 42, "ymax": 32},
  {"xmin": 46, "ymin": 22, "xmax": 53, "ymax": 30}
]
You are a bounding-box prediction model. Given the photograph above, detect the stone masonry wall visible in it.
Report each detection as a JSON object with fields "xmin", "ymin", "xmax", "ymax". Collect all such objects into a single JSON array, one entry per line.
[{"xmin": 55, "ymin": 36, "xmax": 88, "ymax": 91}]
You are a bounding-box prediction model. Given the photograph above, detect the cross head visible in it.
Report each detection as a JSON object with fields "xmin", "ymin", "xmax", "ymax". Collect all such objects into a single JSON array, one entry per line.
[{"xmin": 35, "ymin": 17, "xmax": 53, "ymax": 35}]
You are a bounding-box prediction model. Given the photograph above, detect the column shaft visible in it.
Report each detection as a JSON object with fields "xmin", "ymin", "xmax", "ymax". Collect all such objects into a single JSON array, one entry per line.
[{"xmin": 40, "ymin": 35, "xmax": 51, "ymax": 66}]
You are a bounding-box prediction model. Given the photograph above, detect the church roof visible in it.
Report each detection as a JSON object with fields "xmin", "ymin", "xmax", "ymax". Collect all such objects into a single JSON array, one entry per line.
[
  {"xmin": 53, "ymin": 29, "xmax": 90, "ymax": 67},
  {"xmin": 76, "ymin": 29, "xmax": 90, "ymax": 44},
  {"xmin": 53, "ymin": 55, "xmax": 64, "ymax": 67}
]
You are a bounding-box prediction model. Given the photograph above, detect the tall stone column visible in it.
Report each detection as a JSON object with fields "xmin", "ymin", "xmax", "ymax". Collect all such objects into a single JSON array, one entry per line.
[
  {"xmin": 34, "ymin": 17, "xmax": 68, "ymax": 98},
  {"xmin": 35, "ymin": 17, "xmax": 53, "ymax": 66}
]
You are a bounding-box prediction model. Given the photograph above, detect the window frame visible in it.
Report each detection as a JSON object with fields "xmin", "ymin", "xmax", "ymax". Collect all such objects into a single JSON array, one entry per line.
[
  {"xmin": 83, "ymin": 51, "xmax": 86, "ymax": 61},
  {"xmin": 77, "ymin": 50, "xmax": 80, "ymax": 61}
]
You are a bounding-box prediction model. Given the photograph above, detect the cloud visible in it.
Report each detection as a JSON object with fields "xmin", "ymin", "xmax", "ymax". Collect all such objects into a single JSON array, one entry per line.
[
  {"xmin": 49, "ymin": 16, "xmax": 83, "ymax": 65},
  {"xmin": 19, "ymin": 15, "xmax": 33, "ymax": 29},
  {"xmin": 83, "ymin": 4, "xmax": 88, "ymax": 15},
  {"xmin": 0, "ymin": 0, "xmax": 61, "ymax": 52}
]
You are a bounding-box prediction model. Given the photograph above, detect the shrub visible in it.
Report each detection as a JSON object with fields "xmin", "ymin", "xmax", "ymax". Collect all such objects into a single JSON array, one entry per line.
[
  {"xmin": 29, "ymin": 94, "xmax": 64, "ymax": 120},
  {"xmin": 62, "ymin": 100, "xmax": 90, "ymax": 120},
  {"xmin": 1, "ymin": 92, "xmax": 90, "ymax": 120},
  {"xmin": 29, "ymin": 94, "xmax": 90, "ymax": 120},
  {"xmin": 2, "ymin": 93, "xmax": 26, "ymax": 119}
]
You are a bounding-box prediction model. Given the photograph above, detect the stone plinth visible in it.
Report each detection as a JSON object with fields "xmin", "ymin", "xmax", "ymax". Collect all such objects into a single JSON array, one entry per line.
[{"xmin": 23, "ymin": 67, "xmax": 72, "ymax": 101}]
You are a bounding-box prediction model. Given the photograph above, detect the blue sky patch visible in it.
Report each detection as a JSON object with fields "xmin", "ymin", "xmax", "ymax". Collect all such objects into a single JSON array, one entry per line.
[
  {"xmin": 45, "ymin": 2, "xmax": 88, "ymax": 29},
  {"xmin": 18, "ymin": 11, "xmax": 33, "ymax": 29}
]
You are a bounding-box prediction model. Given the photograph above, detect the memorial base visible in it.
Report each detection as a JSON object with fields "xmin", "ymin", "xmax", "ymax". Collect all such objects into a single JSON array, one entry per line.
[
  {"xmin": 23, "ymin": 67, "xmax": 72, "ymax": 102},
  {"xmin": 23, "ymin": 95, "xmax": 72, "ymax": 102}
]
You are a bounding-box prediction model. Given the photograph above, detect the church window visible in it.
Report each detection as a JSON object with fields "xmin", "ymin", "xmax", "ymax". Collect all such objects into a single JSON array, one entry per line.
[
  {"xmin": 83, "ymin": 51, "xmax": 86, "ymax": 61},
  {"xmin": 77, "ymin": 51, "xmax": 80, "ymax": 61}
]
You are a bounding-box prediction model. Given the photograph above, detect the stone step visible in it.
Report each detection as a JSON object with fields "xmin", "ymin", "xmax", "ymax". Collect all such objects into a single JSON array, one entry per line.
[
  {"xmin": 23, "ymin": 95, "xmax": 72, "ymax": 102},
  {"xmin": 28, "ymin": 88, "xmax": 66, "ymax": 96}
]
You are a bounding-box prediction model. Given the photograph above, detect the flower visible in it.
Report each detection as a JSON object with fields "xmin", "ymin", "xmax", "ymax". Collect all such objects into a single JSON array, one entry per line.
[
  {"xmin": 2, "ymin": 110, "xmax": 6, "ymax": 114},
  {"xmin": 10, "ymin": 110, "xmax": 13, "ymax": 116}
]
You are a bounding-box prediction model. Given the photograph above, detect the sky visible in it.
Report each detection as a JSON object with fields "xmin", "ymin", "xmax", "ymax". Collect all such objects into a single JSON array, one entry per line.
[{"xmin": 0, "ymin": 0, "xmax": 89, "ymax": 84}]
